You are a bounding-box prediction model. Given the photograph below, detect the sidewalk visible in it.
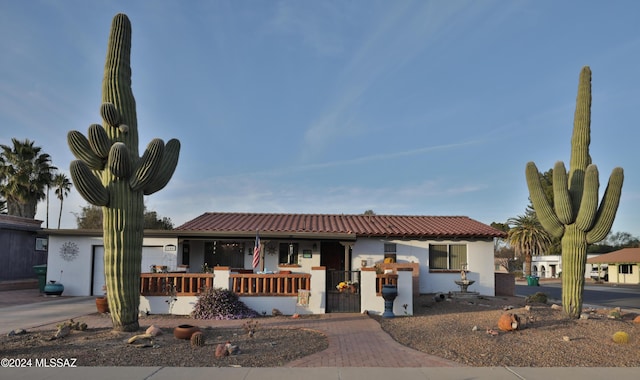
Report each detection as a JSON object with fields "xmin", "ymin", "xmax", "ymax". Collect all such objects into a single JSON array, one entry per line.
[{"xmin": 1, "ymin": 289, "xmax": 637, "ymax": 379}]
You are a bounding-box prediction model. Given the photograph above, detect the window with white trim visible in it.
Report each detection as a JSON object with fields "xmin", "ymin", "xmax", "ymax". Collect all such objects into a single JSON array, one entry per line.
[{"xmin": 429, "ymin": 244, "xmax": 467, "ymax": 270}]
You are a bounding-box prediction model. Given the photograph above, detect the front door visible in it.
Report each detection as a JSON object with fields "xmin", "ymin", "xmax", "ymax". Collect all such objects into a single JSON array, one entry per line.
[{"xmin": 326, "ymin": 270, "xmax": 360, "ymax": 313}]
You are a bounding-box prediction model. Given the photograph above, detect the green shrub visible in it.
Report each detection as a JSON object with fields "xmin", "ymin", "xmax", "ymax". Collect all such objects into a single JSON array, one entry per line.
[
  {"xmin": 526, "ymin": 292, "xmax": 548, "ymax": 304},
  {"xmin": 191, "ymin": 287, "xmax": 258, "ymax": 320}
]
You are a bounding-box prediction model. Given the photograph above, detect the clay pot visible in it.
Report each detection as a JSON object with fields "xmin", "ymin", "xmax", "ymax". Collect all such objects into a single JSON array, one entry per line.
[
  {"xmin": 95, "ymin": 297, "xmax": 109, "ymax": 313},
  {"xmin": 174, "ymin": 324, "xmax": 200, "ymax": 340},
  {"xmin": 498, "ymin": 313, "xmax": 520, "ymax": 331}
]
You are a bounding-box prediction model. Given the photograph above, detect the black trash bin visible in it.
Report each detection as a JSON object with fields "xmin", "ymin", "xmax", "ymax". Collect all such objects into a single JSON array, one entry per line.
[{"xmin": 33, "ymin": 264, "xmax": 47, "ymax": 293}]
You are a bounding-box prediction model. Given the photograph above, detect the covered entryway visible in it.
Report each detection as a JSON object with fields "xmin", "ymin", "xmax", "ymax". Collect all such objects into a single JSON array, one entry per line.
[{"xmin": 326, "ymin": 270, "xmax": 360, "ymax": 312}]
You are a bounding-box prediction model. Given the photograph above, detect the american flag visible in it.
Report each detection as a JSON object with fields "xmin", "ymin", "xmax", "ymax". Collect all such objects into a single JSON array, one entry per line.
[{"xmin": 252, "ymin": 231, "xmax": 260, "ymax": 268}]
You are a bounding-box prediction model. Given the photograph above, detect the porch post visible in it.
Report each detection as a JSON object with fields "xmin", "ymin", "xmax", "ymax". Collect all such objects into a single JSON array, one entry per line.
[
  {"xmin": 340, "ymin": 242, "xmax": 354, "ymax": 272},
  {"xmin": 259, "ymin": 240, "xmax": 265, "ymax": 272}
]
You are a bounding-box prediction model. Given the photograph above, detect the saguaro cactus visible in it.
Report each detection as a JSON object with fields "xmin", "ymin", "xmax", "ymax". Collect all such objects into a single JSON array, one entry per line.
[
  {"xmin": 68, "ymin": 14, "xmax": 180, "ymax": 331},
  {"xmin": 526, "ymin": 66, "xmax": 623, "ymax": 318}
]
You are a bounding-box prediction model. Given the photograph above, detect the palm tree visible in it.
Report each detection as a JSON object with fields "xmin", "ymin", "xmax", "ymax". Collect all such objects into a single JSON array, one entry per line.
[
  {"xmin": 507, "ymin": 212, "xmax": 552, "ymax": 277},
  {"xmin": 0, "ymin": 138, "xmax": 56, "ymax": 218},
  {"xmin": 53, "ymin": 173, "xmax": 73, "ymax": 229}
]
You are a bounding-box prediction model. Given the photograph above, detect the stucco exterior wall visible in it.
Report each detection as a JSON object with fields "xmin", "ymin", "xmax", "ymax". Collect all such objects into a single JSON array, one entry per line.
[
  {"xmin": 352, "ymin": 238, "xmax": 495, "ymax": 296},
  {"xmin": 608, "ymin": 264, "xmax": 640, "ymax": 284},
  {"xmin": 47, "ymin": 234, "xmax": 178, "ymax": 296}
]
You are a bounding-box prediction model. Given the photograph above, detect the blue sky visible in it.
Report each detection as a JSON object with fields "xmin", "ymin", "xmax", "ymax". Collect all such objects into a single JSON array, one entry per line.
[{"xmin": 2, "ymin": 1, "xmax": 640, "ymax": 235}]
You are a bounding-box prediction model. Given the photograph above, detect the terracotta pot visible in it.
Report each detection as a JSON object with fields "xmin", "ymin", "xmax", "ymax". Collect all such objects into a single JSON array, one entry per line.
[
  {"xmin": 498, "ymin": 313, "xmax": 520, "ymax": 331},
  {"xmin": 174, "ymin": 324, "xmax": 200, "ymax": 340},
  {"xmin": 95, "ymin": 297, "xmax": 109, "ymax": 313}
]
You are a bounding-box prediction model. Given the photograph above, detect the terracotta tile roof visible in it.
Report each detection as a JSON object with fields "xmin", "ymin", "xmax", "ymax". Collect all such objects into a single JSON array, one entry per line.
[
  {"xmin": 176, "ymin": 213, "xmax": 505, "ymax": 239},
  {"xmin": 587, "ymin": 248, "xmax": 640, "ymax": 264}
]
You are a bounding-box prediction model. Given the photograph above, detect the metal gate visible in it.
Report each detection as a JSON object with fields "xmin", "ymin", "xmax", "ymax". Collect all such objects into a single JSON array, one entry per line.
[{"xmin": 326, "ymin": 270, "xmax": 360, "ymax": 313}]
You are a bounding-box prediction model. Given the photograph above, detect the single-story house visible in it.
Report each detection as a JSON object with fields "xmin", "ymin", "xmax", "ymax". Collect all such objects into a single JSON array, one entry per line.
[
  {"xmin": 587, "ymin": 248, "xmax": 640, "ymax": 284},
  {"xmin": 0, "ymin": 214, "xmax": 48, "ymax": 285},
  {"xmin": 45, "ymin": 212, "xmax": 505, "ymax": 315},
  {"xmin": 529, "ymin": 254, "xmax": 609, "ymax": 280}
]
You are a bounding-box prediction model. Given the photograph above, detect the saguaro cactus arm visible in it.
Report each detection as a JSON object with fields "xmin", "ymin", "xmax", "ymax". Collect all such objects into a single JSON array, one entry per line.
[
  {"xmin": 586, "ymin": 167, "xmax": 624, "ymax": 243},
  {"xmin": 526, "ymin": 162, "xmax": 564, "ymax": 238},
  {"xmin": 69, "ymin": 160, "xmax": 109, "ymax": 206},
  {"xmin": 143, "ymin": 138, "xmax": 181, "ymax": 195},
  {"xmin": 68, "ymin": 130, "xmax": 105, "ymax": 170},
  {"xmin": 574, "ymin": 165, "xmax": 599, "ymax": 231},
  {"xmin": 129, "ymin": 139, "xmax": 164, "ymax": 191},
  {"xmin": 552, "ymin": 161, "xmax": 572, "ymax": 225}
]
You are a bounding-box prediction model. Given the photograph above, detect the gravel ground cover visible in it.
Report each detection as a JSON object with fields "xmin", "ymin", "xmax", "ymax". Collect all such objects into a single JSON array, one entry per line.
[
  {"xmin": 2, "ymin": 294, "xmax": 639, "ymax": 367},
  {"xmin": 377, "ymin": 294, "xmax": 640, "ymax": 367}
]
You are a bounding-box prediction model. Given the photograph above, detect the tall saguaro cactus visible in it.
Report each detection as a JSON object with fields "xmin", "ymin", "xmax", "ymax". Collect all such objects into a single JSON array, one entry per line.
[
  {"xmin": 68, "ymin": 14, "xmax": 180, "ymax": 331},
  {"xmin": 526, "ymin": 66, "xmax": 623, "ymax": 318}
]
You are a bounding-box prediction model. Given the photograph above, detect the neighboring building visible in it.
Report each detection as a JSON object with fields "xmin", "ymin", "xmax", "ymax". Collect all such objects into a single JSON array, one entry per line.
[
  {"xmin": 587, "ymin": 248, "xmax": 640, "ymax": 284},
  {"xmin": 0, "ymin": 214, "xmax": 48, "ymax": 283},
  {"xmin": 531, "ymin": 254, "xmax": 609, "ymax": 280},
  {"xmin": 46, "ymin": 212, "xmax": 505, "ymax": 315}
]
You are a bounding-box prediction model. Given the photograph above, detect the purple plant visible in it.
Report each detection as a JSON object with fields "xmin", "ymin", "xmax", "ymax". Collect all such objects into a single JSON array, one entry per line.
[{"xmin": 191, "ymin": 287, "xmax": 258, "ymax": 320}]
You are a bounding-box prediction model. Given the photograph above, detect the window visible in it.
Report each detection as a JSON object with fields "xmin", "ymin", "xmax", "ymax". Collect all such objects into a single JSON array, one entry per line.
[
  {"xmin": 620, "ymin": 264, "xmax": 633, "ymax": 274},
  {"xmin": 429, "ymin": 244, "xmax": 467, "ymax": 270},
  {"xmin": 383, "ymin": 243, "xmax": 397, "ymax": 263},
  {"xmin": 204, "ymin": 241, "xmax": 244, "ymax": 268},
  {"xmin": 35, "ymin": 237, "xmax": 48, "ymax": 251},
  {"xmin": 279, "ymin": 243, "xmax": 299, "ymax": 264}
]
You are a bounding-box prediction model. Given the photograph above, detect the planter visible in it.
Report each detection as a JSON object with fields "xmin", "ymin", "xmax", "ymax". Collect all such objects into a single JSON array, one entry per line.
[
  {"xmin": 174, "ymin": 324, "xmax": 200, "ymax": 340},
  {"xmin": 44, "ymin": 281, "xmax": 64, "ymax": 296},
  {"xmin": 96, "ymin": 297, "xmax": 110, "ymax": 313},
  {"xmin": 381, "ymin": 284, "xmax": 398, "ymax": 318}
]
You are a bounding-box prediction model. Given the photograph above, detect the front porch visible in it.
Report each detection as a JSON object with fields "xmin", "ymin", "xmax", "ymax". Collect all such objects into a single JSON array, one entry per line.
[{"xmin": 138, "ymin": 266, "xmax": 413, "ymax": 316}]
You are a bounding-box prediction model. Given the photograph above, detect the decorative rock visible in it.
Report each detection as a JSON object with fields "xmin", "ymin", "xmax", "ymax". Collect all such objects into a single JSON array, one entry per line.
[
  {"xmin": 7, "ymin": 329, "xmax": 27, "ymax": 336},
  {"xmin": 563, "ymin": 336, "xmax": 571, "ymax": 342},
  {"xmin": 292, "ymin": 313, "xmax": 300, "ymax": 319},
  {"xmin": 226, "ymin": 342, "xmax": 240, "ymax": 355},
  {"xmin": 127, "ymin": 333, "xmax": 153, "ymax": 344},
  {"xmin": 272, "ymin": 308, "xmax": 283, "ymax": 316},
  {"xmin": 472, "ymin": 325, "xmax": 478, "ymax": 332},
  {"xmin": 486, "ymin": 328, "xmax": 498, "ymax": 336},
  {"xmin": 146, "ymin": 325, "xmax": 162, "ymax": 336},
  {"xmin": 53, "ymin": 325, "xmax": 71, "ymax": 340},
  {"xmin": 633, "ymin": 315, "xmax": 640, "ymax": 324},
  {"xmin": 503, "ymin": 305, "xmax": 514, "ymax": 311},
  {"xmin": 551, "ymin": 304, "xmax": 562, "ymax": 310},
  {"xmin": 215, "ymin": 343, "xmax": 229, "ymax": 358},
  {"xmin": 579, "ymin": 313, "xmax": 589, "ymax": 320},
  {"xmin": 498, "ymin": 313, "xmax": 520, "ymax": 331},
  {"xmin": 524, "ymin": 305, "xmax": 531, "ymax": 312}
]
